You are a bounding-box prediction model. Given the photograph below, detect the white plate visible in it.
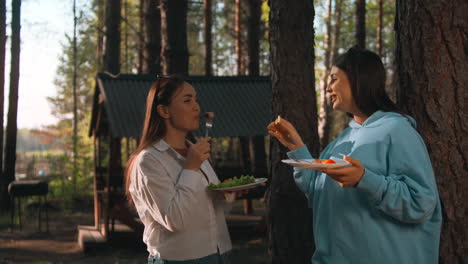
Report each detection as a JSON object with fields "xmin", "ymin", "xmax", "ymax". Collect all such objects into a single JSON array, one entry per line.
[
  {"xmin": 209, "ymin": 178, "xmax": 268, "ymax": 192},
  {"xmin": 281, "ymin": 159, "xmax": 350, "ymax": 170}
]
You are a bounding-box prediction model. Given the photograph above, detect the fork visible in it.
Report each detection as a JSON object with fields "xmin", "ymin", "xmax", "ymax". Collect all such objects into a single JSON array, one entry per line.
[
  {"xmin": 205, "ymin": 119, "xmax": 213, "ymax": 137},
  {"xmin": 204, "ymin": 112, "xmax": 214, "ymax": 137}
]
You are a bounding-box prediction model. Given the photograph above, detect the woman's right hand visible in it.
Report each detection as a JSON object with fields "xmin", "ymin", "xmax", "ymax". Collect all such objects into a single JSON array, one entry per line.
[
  {"xmin": 185, "ymin": 137, "xmax": 211, "ymax": 171},
  {"xmin": 267, "ymin": 118, "xmax": 305, "ymax": 151}
]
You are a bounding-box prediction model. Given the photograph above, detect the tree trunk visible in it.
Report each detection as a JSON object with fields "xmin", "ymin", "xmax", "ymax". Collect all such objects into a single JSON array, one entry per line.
[
  {"xmin": 96, "ymin": 0, "xmax": 104, "ymax": 70},
  {"xmin": 234, "ymin": 0, "xmax": 246, "ymax": 75},
  {"xmin": 161, "ymin": 0, "xmax": 189, "ymax": 75},
  {"xmin": 204, "ymin": 0, "xmax": 212, "ymax": 76},
  {"xmin": 318, "ymin": 0, "xmax": 333, "ymax": 150},
  {"xmin": 355, "ymin": 0, "xmax": 366, "ymax": 48},
  {"xmin": 0, "ymin": 0, "xmax": 5, "ymax": 172},
  {"xmin": 104, "ymin": 0, "xmax": 121, "ymax": 75},
  {"xmin": 137, "ymin": 0, "xmax": 144, "ymax": 74},
  {"xmin": 0, "ymin": 0, "xmax": 6, "ymax": 211},
  {"xmin": 253, "ymin": 135, "xmax": 266, "ymax": 176},
  {"xmin": 330, "ymin": 0, "xmax": 343, "ymax": 63},
  {"xmin": 123, "ymin": 0, "xmax": 129, "ymax": 72},
  {"xmin": 395, "ymin": 1, "xmax": 468, "ymax": 263},
  {"xmin": 72, "ymin": 0, "xmax": 78, "ymax": 194},
  {"xmin": 268, "ymin": 0, "xmax": 317, "ymax": 263},
  {"xmin": 142, "ymin": 0, "xmax": 161, "ymax": 75},
  {"xmin": 246, "ymin": 0, "xmax": 266, "ymax": 177},
  {"xmin": 376, "ymin": 0, "xmax": 383, "ymax": 56},
  {"xmin": 102, "ymin": 0, "xmax": 121, "ymax": 235},
  {"xmin": 239, "ymin": 137, "xmax": 252, "ymax": 173},
  {"xmin": 247, "ymin": 0, "xmax": 260, "ymax": 76},
  {"xmin": 2, "ymin": 0, "xmax": 21, "ymax": 211}
]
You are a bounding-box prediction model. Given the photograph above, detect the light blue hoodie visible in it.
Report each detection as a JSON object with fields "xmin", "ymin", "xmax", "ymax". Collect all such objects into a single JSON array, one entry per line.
[{"xmin": 288, "ymin": 111, "xmax": 442, "ymax": 264}]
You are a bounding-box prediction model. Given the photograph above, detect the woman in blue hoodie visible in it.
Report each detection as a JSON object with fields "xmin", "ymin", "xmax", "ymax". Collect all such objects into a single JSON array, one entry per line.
[{"xmin": 268, "ymin": 47, "xmax": 442, "ymax": 263}]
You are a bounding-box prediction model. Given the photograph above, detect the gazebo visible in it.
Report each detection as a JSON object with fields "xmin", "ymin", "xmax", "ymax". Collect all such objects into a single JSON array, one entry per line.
[{"xmin": 79, "ymin": 73, "xmax": 272, "ymax": 250}]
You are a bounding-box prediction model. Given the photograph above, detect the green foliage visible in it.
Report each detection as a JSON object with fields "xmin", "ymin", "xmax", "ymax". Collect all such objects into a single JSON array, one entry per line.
[
  {"xmin": 44, "ymin": 3, "xmax": 98, "ymax": 200},
  {"xmin": 188, "ymin": 0, "xmax": 205, "ymax": 75},
  {"xmin": 208, "ymin": 175, "xmax": 256, "ymax": 189},
  {"xmin": 261, "ymin": 0, "xmax": 270, "ymax": 24},
  {"xmin": 212, "ymin": 0, "xmax": 236, "ymax": 75},
  {"xmin": 209, "ymin": 0, "xmax": 270, "ymax": 76},
  {"xmin": 121, "ymin": 0, "xmax": 141, "ymax": 73},
  {"xmin": 48, "ymin": 19, "xmax": 96, "ymax": 123}
]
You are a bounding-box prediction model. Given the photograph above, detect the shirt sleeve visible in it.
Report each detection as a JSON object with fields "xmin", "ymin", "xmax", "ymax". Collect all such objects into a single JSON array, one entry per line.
[
  {"xmin": 287, "ymin": 145, "xmax": 319, "ymax": 206},
  {"xmin": 355, "ymin": 126, "xmax": 438, "ymax": 224},
  {"xmin": 132, "ymin": 151, "xmax": 204, "ymax": 232},
  {"xmin": 212, "ymin": 192, "xmax": 234, "ymax": 213}
]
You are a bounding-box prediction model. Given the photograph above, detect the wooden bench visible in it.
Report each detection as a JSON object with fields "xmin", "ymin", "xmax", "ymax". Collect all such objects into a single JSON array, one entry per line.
[{"xmin": 77, "ymin": 225, "xmax": 106, "ymax": 253}]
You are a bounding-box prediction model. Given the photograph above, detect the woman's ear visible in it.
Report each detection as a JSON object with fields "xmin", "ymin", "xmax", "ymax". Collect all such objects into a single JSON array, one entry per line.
[{"xmin": 157, "ymin": 105, "xmax": 170, "ymax": 119}]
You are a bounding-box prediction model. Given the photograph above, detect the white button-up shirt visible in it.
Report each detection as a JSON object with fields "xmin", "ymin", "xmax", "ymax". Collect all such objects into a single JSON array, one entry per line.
[{"xmin": 129, "ymin": 139, "xmax": 232, "ymax": 261}]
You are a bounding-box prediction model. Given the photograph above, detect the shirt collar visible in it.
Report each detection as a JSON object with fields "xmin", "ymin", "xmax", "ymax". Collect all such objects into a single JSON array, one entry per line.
[
  {"xmin": 153, "ymin": 139, "xmax": 170, "ymax": 152},
  {"xmin": 152, "ymin": 139, "xmax": 194, "ymax": 157}
]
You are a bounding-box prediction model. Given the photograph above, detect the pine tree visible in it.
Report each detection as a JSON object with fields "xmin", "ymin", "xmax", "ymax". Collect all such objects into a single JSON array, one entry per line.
[
  {"xmin": 395, "ymin": 1, "xmax": 467, "ymax": 262},
  {"xmin": 268, "ymin": 0, "xmax": 317, "ymax": 262}
]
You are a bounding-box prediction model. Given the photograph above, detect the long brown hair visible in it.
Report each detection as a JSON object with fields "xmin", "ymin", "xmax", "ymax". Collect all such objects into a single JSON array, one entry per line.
[
  {"xmin": 333, "ymin": 46, "xmax": 398, "ymax": 117},
  {"xmin": 125, "ymin": 75, "xmax": 185, "ymax": 202}
]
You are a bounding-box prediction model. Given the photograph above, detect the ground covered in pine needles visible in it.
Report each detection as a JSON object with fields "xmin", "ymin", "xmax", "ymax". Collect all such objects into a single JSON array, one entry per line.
[{"xmin": 0, "ymin": 196, "xmax": 268, "ymax": 264}]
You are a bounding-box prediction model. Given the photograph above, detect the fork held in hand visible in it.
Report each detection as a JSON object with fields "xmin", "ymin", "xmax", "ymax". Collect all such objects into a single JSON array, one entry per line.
[
  {"xmin": 204, "ymin": 112, "xmax": 214, "ymax": 137},
  {"xmin": 205, "ymin": 119, "xmax": 213, "ymax": 137}
]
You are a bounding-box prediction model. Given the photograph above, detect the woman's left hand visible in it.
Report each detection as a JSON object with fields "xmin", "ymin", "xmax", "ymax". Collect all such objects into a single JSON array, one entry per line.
[
  {"xmin": 320, "ymin": 155, "xmax": 365, "ymax": 188},
  {"xmin": 223, "ymin": 190, "xmax": 249, "ymax": 202}
]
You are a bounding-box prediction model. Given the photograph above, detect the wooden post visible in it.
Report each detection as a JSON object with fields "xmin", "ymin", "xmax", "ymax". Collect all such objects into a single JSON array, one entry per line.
[{"xmin": 93, "ymin": 136, "xmax": 99, "ymax": 229}]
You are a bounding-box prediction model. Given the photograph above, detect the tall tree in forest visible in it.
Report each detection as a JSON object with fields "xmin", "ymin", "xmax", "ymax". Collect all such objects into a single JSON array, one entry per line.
[
  {"xmin": 187, "ymin": 0, "xmax": 205, "ymax": 75},
  {"xmin": 103, "ymin": 0, "xmax": 121, "ymax": 236},
  {"xmin": 355, "ymin": 0, "xmax": 366, "ymax": 48},
  {"xmin": 47, "ymin": 4, "xmax": 97, "ymax": 224},
  {"xmin": 142, "ymin": 0, "xmax": 161, "ymax": 75},
  {"xmin": 204, "ymin": 0, "xmax": 212, "ymax": 75},
  {"xmin": 317, "ymin": 0, "xmax": 333, "ymax": 150},
  {"xmin": 137, "ymin": 0, "xmax": 143, "ymax": 73},
  {"xmin": 211, "ymin": 0, "xmax": 236, "ymax": 75},
  {"xmin": 123, "ymin": 0, "xmax": 129, "ymax": 72},
  {"xmin": 115, "ymin": 0, "xmax": 141, "ymax": 74},
  {"xmin": 96, "ymin": 0, "xmax": 105, "ymax": 69},
  {"xmin": 330, "ymin": 0, "xmax": 343, "ymax": 63},
  {"xmin": 235, "ymin": 0, "xmax": 245, "ymax": 75},
  {"xmin": 395, "ymin": 1, "xmax": 467, "ymax": 263},
  {"xmin": 268, "ymin": 0, "xmax": 317, "ymax": 263},
  {"xmin": 331, "ymin": 0, "xmax": 351, "ymax": 139},
  {"xmin": 0, "ymin": 0, "xmax": 6, "ymax": 211},
  {"xmin": 71, "ymin": 0, "xmax": 78, "ymax": 193},
  {"xmin": 2, "ymin": 0, "xmax": 21, "ymax": 211},
  {"xmin": 238, "ymin": 0, "xmax": 254, "ymax": 208},
  {"xmin": 104, "ymin": 0, "xmax": 121, "ymax": 75},
  {"xmin": 247, "ymin": 0, "xmax": 260, "ymax": 76},
  {"xmin": 247, "ymin": 0, "xmax": 266, "ymax": 177},
  {"xmin": 376, "ymin": 0, "xmax": 383, "ymax": 55},
  {"xmin": 161, "ymin": 0, "xmax": 189, "ymax": 75}
]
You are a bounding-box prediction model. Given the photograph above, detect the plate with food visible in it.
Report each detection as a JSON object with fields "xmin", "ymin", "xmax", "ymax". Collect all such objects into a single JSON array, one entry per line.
[
  {"xmin": 281, "ymin": 158, "xmax": 350, "ymax": 170},
  {"xmin": 207, "ymin": 175, "xmax": 268, "ymax": 192}
]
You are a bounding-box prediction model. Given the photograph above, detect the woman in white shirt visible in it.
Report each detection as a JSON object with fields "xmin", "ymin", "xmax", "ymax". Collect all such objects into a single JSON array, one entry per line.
[{"xmin": 125, "ymin": 76, "xmax": 236, "ymax": 264}]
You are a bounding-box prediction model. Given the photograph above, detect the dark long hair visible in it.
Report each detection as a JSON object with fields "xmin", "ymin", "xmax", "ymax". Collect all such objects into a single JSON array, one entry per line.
[
  {"xmin": 125, "ymin": 75, "xmax": 185, "ymax": 202},
  {"xmin": 333, "ymin": 46, "xmax": 397, "ymax": 117}
]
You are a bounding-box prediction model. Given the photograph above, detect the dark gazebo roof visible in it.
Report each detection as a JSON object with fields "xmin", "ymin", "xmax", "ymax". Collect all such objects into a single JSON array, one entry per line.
[{"xmin": 90, "ymin": 73, "xmax": 272, "ymax": 138}]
